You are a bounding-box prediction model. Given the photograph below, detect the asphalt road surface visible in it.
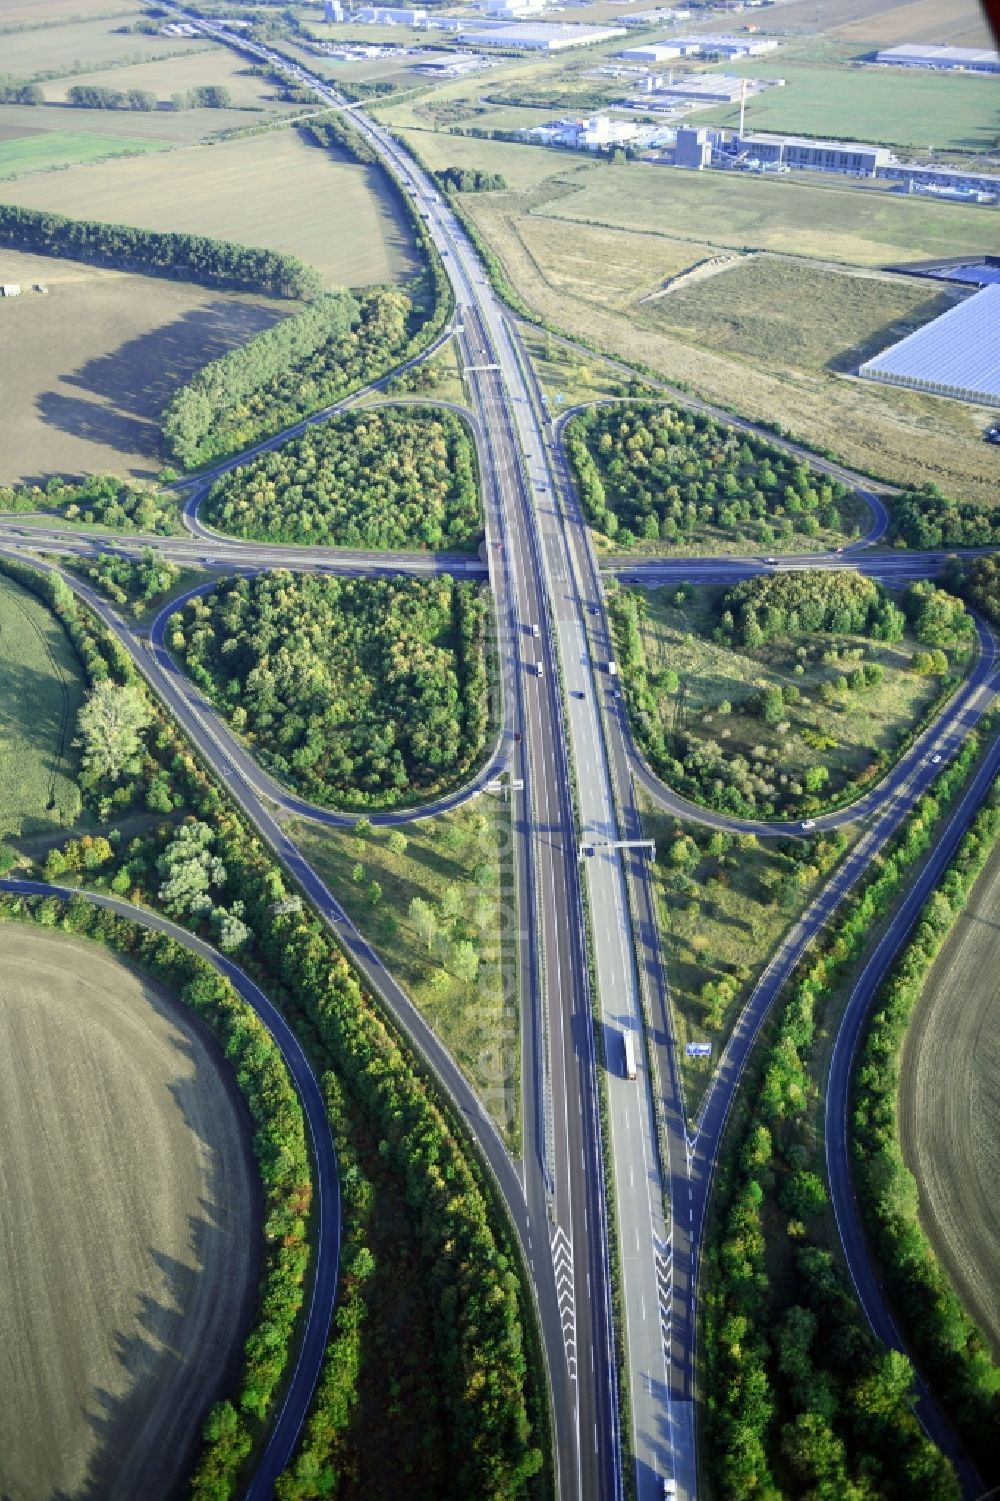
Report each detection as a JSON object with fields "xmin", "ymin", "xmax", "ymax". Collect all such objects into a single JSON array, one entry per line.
[{"xmin": 15, "ymin": 11, "xmax": 997, "ymax": 1495}]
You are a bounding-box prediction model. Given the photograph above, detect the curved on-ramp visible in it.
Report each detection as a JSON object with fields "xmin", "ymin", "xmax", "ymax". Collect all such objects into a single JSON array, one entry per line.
[
  {"xmin": 0, "ymin": 878, "xmax": 340, "ymax": 1501},
  {"xmin": 146, "ymin": 575, "xmax": 511, "ymax": 830}
]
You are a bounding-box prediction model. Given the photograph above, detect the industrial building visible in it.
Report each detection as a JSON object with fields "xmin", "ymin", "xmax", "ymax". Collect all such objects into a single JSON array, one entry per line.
[
  {"xmin": 620, "ymin": 42, "xmax": 681, "ymax": 61},
  {"xmin": 352, "ymin": 5, "xmax": 427, "ymax": 23},
  {"xmin": 875, "ymin": 43, "xmax": 1000, "ymax": 73},
  {"xmin": 673, "ymin": 124, "xmax": 714, "ymax": 167},
  {"xmin": 525, "ymin": 113, "xmax": 640, "ymax": 149},
  {"xmin": 650, "ymin": 72, "xmax": 774, "ymax": 103},
  {"xmin": 722, "ymin": 130, "xmax": 890, "ymax": 175},
  {"xmin": 858, "ymin": 284, "xmax": 1000, "ymax": 408},
  {"xmin": 670, "ymin": 32, "xmax": 779, "ymax": 56},
  {"xmin": 458, "ymin": 21, "xmax": 625, "ymax": 49},
  {"xmin": 410, "ymin": 51, "xmax": 492, "ymax": 74},
  {"xmin": 879, "ymin": 162, "xmax": 1000, "ymax": 204},
  {"xmin": 621, "ymin": 7, "xmax": 691, "ymax": 25},
  {"xmin": 480, "ymin": 0, "xmax": 546, "ymax": 18}
]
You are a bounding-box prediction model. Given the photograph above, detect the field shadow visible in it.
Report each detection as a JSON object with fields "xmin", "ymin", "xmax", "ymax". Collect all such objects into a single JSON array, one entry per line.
[
  {"xmin": 826, "ymin": 288, "xmax": 960, "ymax": 374},
  {"xmin": 30, "ymin": 298, "xmax": 286, "ymax": 484},
  {"xmin": 56, "ymin": 1004, "xmax": 260, "ymax": 1501}
]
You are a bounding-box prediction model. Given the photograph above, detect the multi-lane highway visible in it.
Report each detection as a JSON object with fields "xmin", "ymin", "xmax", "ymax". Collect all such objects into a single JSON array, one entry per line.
[{"xmin": 13, "ymin": 9, "xmax": 996, "ymax": 1496}]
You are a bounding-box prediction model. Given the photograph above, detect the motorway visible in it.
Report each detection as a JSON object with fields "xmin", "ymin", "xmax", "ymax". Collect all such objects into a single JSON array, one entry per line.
[{"xmin": 8, "ymin": 9, "xmax": 997, "ymax": 1495}]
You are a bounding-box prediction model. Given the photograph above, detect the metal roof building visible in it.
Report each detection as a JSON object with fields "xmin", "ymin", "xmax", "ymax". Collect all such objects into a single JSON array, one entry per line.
[
  {"xmin": 875, "ymin": 43, "xmax": 1000, "ymax": 72},
  {"xmin": 858, "ymin": 285, "xmax": 1000, "ymax": 407}
]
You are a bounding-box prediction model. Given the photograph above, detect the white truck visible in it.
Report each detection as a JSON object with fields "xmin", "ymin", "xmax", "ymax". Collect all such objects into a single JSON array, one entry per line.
[
  {"xmin": 623, "ymin": 1032, "xmax": 637, "ymax": 1081},
  {"xmin": 607, "ymin": 661, "xmax": 617, "ymax": 677}
]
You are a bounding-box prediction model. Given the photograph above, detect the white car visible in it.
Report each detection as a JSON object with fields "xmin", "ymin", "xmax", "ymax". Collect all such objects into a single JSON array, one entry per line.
[
  {"xmin": 801, "ymin": 819, "xmax": 816, "ymax": 830},
  {"xmin": 931, "ymin": 754, "xmax": 942, "ymax": 764}
]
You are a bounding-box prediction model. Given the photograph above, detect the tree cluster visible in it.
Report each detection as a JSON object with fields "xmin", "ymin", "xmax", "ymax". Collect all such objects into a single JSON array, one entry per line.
[
  {"xmin": 702, "ymin": 726, "xmax": 994, "ymax": 1500},
  {"xmin": 854, "ymin": 791, "xmax": 1000, "ymax": 1485},
  {"xmin": 75, "ymin": 680, "xmax": 152, "ymax": 786},
  {"xmin": 0, "ymin": 473, "xmax": 176, "ymax": 533},
  {"xmin": 0, "ymin": 204, "xmax": 321, "ymax": 299},
  {"xmin": 943, "ymin": 554, "xmax": 1000, "ymax": 629},
  {"xmin": 0, "ymin": 893, "xmax": 312, "ymax": 1501},
  {"xmin": 73, "ymin": 548, "xmax": 181, "ymax": 614},
  {"xmin": 203, "ymin": 406, "xmax": 480, "ymax": 550},
  {"xmin": 169, "ymin": 572, "xmax": 489, "ymax": 809},
  {"xmin": 0, "ymin": 80, "xmax": 43, "ymax": 104},
  {"xmin": 608, "ymin": 577, "xmax": 944, "ymax": 818},
  {"xmin": 3, "ymin": 552, "xmax": 544, "ymax": 1498},
  {"xmin": 723, "ymin": 570, "xmax": 904, "ymax": 648},
  {"xmin": 565, "ymin": 403, "xmax": 853, "ymax": 549},
  {"xmin": 171, "ymin": 84, "xmax": 232, "ymax": 109},
  {"xmin": 435, "ymin": 166, "xmax": 507, "ymax": 193},
  {"xmin": 161, "ymin": 287, "xmax": 415, "ymax": 470},
  {"xmin": 902, "ymin": 579, "xmax": 975, "ymax": 652},
  {"xmin": 888, "ymin": 486, "xmax": 1000, "ymax": 550},
  {"xmin": 66, "ymin": 83, "xmax": 155, "ymax": 109}
]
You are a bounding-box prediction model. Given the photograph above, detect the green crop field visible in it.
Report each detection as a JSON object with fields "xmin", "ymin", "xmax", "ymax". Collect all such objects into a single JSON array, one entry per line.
[
  {"xmin": 0, "ymin": 126, "xmax": 167, "ymax": 177},
  {"xmin": 1, "ymin": 127, "xmax": 420, "ymax": 288},
  {"xmin": 898, "ymin": 842, "xmax": 1000, "ymax": 1356},
  {"xmin": 291, "ymin": 802, "xmax": 521, "ymax": 1149},
  {"xmin": 0, "ymin": 571, "xmax": 85, "ymax": 840},
  {"xmin": 697, "ymin": 62, "xmax": 1000, "ymax": 153}
]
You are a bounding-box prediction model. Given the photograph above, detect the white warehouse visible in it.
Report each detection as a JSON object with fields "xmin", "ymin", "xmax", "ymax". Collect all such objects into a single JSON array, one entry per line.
[
  {"xmin": 459, "ymin": 21, "xmax": 625, "ymax": 49},
  {"xmin": 875, "ymin": 43, "xmax": 1000, "ymax": 73}
]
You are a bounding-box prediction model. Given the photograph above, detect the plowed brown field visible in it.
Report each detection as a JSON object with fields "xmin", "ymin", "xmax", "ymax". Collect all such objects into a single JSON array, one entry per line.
[
  {"xmin": 899, "ymin": 846, "xmax": 1000, "ymax": 1356},
  {"xmin": 0, "ymin": 928, "xmax": 259, "ymax": 1500}
]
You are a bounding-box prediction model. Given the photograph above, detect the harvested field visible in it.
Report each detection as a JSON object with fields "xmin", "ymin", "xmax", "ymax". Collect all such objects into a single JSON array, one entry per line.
[
  {"xmin": 831, "ymin": 0, "xmax": 995, "ymax": 47},
  {"xmin": 0, "ymin": 15, "xmax": 208, "ymax": 78},
  {"xmin": 728, "ymin": 0, "xmax": 979, "ymax": 36},
  {"xmin": 0, "ymin": 569, "xmax": 84, "ymax": 839},
  {"xmin": 462, "ymin": 195, "xmax": 999, "ymax": 502},
  {"xmin": 393, "ymin": 124, "xmax": 593, "ymax": 193},
  {"xmin": 0, "ymin": 0, "xmax": 142, "ymax": 21},
  {"xmin": 36, "ymin": 47, "xmax": 308, "ymax": 118},
  {"xmin": 0, "ymin": 927, "xmax": 259, "ymax": 1500},
  {"xmin": 501, "ymin": 212, "xmax": 714, "ymax": 310},
  {"xmin": 899, "ymin": 842, "xmax": 1000, "ymax": 1357},
  {"xmin": 2, "ymin": 127, "xmax": 420, "ymax": 288},
  {"xmin": 0, "ymin": 249, "xmax": 290, "ymax": 484}
]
